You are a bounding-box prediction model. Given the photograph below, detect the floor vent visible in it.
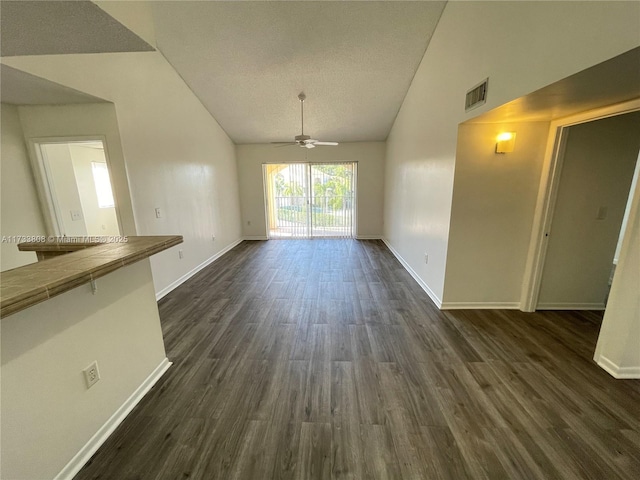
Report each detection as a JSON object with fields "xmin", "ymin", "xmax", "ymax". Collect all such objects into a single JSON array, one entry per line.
[{"xmin": 465, "ymin": 78, "xmax": 488, "ymax": 111}]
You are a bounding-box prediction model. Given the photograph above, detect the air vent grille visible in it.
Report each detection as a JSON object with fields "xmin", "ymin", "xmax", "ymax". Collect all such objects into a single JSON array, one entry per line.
[{"xmin": 465, "ymin": 78, "xmax": 488, "ymax": 111}]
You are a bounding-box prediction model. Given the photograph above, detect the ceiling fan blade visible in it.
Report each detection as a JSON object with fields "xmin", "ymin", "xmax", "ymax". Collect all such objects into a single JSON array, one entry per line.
[
  {"xmin": 274, "ymin": 143, "xmax": 298, "ymax": 148},
  {"xmin": 313, "ymin": 142, "xmax": 339, "ymax": 146},
  {"xmin": 270, "ymin": 142, "xmax": 296, "ymax": 145}
]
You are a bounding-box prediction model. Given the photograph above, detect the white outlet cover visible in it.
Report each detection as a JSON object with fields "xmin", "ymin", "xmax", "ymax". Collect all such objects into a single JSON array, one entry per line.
[{"xmin": 83, "ymin": 361, "xmax": 100, "ymax": 389}]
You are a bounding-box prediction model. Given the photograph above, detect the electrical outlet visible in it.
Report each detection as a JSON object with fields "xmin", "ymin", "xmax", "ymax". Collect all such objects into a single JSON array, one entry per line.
[
  {"xmin": 424, "ymin": 253, "xmax": 429, "ymax": 264},
  {"xmin": 83, "ymin": 361, "xmax": 100, "ymax": 389},
  {"xmin": 70, "ymin": 210, "xmax": 83, "ymax": 221},
  {"xmin": 179, "ymin": 249, "xmax": 184, "ymax": 259}
]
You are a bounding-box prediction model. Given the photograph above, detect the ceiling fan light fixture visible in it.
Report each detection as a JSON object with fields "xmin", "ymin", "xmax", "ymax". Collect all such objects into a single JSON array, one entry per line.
[{"xmin": 270, "ymin": 93, "xmax": 339, "ymax": 148}]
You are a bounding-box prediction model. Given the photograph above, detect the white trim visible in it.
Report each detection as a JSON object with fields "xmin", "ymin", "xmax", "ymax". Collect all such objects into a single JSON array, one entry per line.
[
  {"xmin": 521, "ymin": 98, "xmax": 640, "ymax": 311},
  {"xmin": 54, "ymin": 358, "xmax": 172, "ymax": 480},
  {"xmin": 356, "ymin": 235, "xmax": 382, "ymax": 240},
  {"xmin": 381, "ymin": 238, "xmax": 443, "ymax": 308},
  {"xmin": 596, "ymin": 355, "xmax": 640, "ymax": 379},
  {"xmin": 440, "ymin": 302, "xmax": 520, "ymax": 310},
  {"xmin": 536, "ymin": 303, "xmax": 606, "ymax": 311},
  {"xmin": 243, "ymin": 235, "xmax": 269, "ymax": 241},
  {"xmin": 155, "ymin": 238, "xmax": 243, "ymax": 300}
]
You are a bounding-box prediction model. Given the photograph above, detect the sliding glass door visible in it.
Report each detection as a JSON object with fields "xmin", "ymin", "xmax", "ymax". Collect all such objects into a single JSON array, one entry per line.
[
  {"xmin": 264, "ymin": 162, "xmax": 356, "ymax": 238},
  {"xmin": 265, "ymin": 163, "xmax": 310, "ymax": 238}
]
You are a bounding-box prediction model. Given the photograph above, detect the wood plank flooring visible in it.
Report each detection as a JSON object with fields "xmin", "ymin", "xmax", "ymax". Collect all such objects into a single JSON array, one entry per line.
[{"xmin": 75, "ymin": 239, "xmax": 640, "ymax": 480}]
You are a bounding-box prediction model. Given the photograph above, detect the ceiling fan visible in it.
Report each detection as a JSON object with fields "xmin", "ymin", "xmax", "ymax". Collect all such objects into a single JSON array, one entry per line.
[{"xmin": 272, "ymin": 93, "xmax": 339, "ymax": 149}]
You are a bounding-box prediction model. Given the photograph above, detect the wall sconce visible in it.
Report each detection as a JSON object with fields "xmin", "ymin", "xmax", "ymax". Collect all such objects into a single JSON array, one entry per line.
[{"xmin": 496, "ymin": 132, "xmax": 516, "ymax": 153}]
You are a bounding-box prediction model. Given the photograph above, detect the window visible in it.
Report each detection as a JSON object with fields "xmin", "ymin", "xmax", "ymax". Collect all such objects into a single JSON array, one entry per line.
[{"xmin": 91, "ymin": 162, "xmax": 115, "ymax": 208}]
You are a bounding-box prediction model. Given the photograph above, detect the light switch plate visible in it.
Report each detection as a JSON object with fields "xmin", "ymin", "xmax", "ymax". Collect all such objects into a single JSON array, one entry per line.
[{"xmin": 596, "ymin": 206, "xmax": 608, "ymax": 220}]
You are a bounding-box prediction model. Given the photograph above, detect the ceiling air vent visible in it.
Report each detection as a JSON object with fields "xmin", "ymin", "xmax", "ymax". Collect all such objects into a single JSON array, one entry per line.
[{"xmin": 465, "ymin": 78, "xmax": 488, "ymax": 111}]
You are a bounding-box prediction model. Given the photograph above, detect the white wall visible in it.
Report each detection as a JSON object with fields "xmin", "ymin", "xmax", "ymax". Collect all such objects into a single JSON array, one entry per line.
[
  {"xmin": 594, "ymin": 171, "xmax": 640, "ymax": 378},
  {"xmin": 443, "ymin": 121, "xmax": 550, "ymax": 307},
  {"xmin": 41, "ymin": 143, "xmax": 88, "ymax": 236},
  {"xmin": 614, "ymin": 151, "xmax": 640, "ymax": 264},
  {"xmin": 0, "ymin": 104, "xmax": 46, "ymax": 270},
  {"xmin": 537, "ymin": 112, "xmax": 640, "ymax": 309},
  {"xmin": 5, "ymin": 52, "xmax": 243, "ymax": 296},
  {"xmin": 68, "ymin": 144, "xmax": 120, "ymax": 236},
  {"xmin": 17, "ymin": 103, "xmax": 136, "ymax": 237},
  {"xmin": 1, "ymin": 259, "xmax": 167, "ymax": 480},
  {"xmin": 236, "ymin": 142, "xmax": 385, "ymax": 239},
  {"xmin": 384, "ymin": 1, "xmax": 640, "ymax": 304}
]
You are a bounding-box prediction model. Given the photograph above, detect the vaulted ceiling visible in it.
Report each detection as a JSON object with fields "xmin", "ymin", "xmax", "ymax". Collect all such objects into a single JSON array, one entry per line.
[
  {"xmin": 2, "ymin": 2, "xmax": 638, "ymax": 143},
  {"xmin": 1, "ymin": 1, "xmax": 446, "ymax": 144},
  {"xmin": 149, "ymin": 1, "xmax": 446, "ymax": 144}
]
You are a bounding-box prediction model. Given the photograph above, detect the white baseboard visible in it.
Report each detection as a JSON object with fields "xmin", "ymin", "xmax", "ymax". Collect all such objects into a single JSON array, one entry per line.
[
  {"xmin": 55, "ymin": 358, "xmax": 172, "ymax": 480},
  {"xmin": 356, "ymin": 235, "xmax": 382, "ymax": 240},
  {"xmin": 596, "ymin": 355, "xmax": 640, "ymax": 379},
  {"xmin": 381, "ymin": 238, "xmax": 443, "ymax": 308},
  {"xmin": 243, "ymin": 235, "xmax": 268, "ymax": 241},
  {"xmin": 156, "ymin": 238, "xmax": 243, "ymax": 300},
  {"xmin": 440, "ymin": 302, "xmax": 520, "ymax": 310},
  {"xmin": 536, "ymin": 302, "xmax": 606, "ymax": 310}
]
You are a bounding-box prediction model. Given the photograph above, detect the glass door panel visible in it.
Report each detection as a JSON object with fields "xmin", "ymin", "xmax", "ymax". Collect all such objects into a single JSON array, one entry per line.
[{"xmin": 265, "ymin": 162, "xmax": 356, "ymax": 239}]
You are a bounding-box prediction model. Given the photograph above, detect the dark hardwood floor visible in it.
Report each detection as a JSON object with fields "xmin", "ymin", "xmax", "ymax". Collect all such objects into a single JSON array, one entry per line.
[{"xmin": 75, "ymin": 239, "xmax": 640, "ymax": 480}]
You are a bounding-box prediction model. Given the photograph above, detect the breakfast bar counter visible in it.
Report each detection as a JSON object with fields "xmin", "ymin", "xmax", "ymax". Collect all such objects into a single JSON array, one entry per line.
[
  {"xmin": 2, "ymin": 234, "xmax": 181, "ymax": 480},
  {"xmin": 1, "ymin": 235, "xmax": 183, "ymax": 318}
]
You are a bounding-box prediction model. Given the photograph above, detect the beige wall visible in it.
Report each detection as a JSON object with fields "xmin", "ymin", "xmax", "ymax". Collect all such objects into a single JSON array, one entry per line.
[
  {"xmin": 68, "ymin": 144, "xmax": 120, "ymax": 236},
  {"xmin": 17, "ymin": 103, "xmax": 136, "ymax": 236},
  {"xmin": 537, "ymin": 112, "xmax": 640, "ymax": 309},
  {"xmin": 0, "ymin": 104, "xmax": 46, "ymax": 270},
  {"xmin": 41, "ymin": 143, "xmax": 89, "ymax": 236},
  {"xmin": 5, "ymin": 52, "xmax": 243, "ymax": 297},
  {"xmin": 236, "ymin": 142, "xmax": 385, "ymax": 239},
  {"xmin": 384, "ymin": 1, "xmax": 640, "ymax": 304},
  {"xmin": 1, "ymin": 259, "xmax": 167, "ymax": 480},
  {"xmin": 443, "ymin": 121, "xmax": 550, "ymax": 307}
]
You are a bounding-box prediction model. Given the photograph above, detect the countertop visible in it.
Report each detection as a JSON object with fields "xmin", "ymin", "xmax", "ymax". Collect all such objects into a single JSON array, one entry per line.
[{"xmin": 1, "ymin": 235, "xmax": 183, "ymax": 318}]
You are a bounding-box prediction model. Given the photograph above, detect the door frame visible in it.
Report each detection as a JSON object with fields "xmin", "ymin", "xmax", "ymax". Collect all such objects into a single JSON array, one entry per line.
[
  {"xmin": 27, "ymin": 135, "xmax": 123, "ymax": 237},
  {"xmin": 520, "ymin": 98, "xmax": 640, "ymax": 311}
]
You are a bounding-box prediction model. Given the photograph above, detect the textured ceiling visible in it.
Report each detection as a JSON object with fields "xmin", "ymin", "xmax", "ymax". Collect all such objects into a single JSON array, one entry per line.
[
  {"xmin": 0, "ymin": 0, "xmax": 154, "ymax": 56},
  {"xmin": 0, "ymin": 64, "xmax": 106, "ymax": 105},
  {"xmin": 151, "ymin": 1, "xmax": 446, "ymax": 144}
]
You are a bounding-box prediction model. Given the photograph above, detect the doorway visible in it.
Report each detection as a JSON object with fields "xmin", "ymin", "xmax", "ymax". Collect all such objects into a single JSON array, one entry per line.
[
  {"xmin": 264, "ymin": 162, "xmax": 356, "ymax": 238},
  {"xmin": 526, "ymin": 109, "xmax": 640, "ymax": 310},
  {"xmin": 32, "ymin": 139, "xmax": 121, "ymax": 237}
]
